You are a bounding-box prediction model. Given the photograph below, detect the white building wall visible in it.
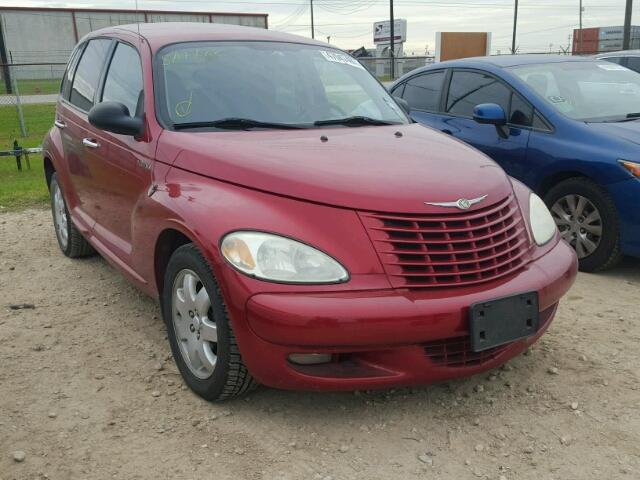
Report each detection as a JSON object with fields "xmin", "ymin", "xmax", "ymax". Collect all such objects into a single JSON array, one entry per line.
[{"xmin": 0, "ymin": 8, "xmax": 268, "ymax": 67}]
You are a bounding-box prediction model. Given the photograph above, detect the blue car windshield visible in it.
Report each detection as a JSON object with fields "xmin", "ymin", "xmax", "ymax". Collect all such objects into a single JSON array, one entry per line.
[
  {"xmin": 155, "ymin": 41, "xmax": 407, "ymax": 128},
  {"xmin": 509, "ymin": 61, "xmax": 640, "ymax": 122}
]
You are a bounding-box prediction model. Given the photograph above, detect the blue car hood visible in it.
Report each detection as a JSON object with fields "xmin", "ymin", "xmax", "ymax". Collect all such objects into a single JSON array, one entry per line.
[{"xmin": 587, "ymin": 120, "xmax": 640, "ymax": 145}]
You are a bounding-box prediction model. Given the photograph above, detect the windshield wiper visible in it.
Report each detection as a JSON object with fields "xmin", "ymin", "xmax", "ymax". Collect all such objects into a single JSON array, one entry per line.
[
  {"xmin": 602, "ymin": 112, "xmax": 640, "ymax": 123},
  {"xmin": 314, "ymin": 116, "xmax": 399, "ymax": 127},
  {"xmin": 173, "ymin": 118, "xmax": 306, "ymax": 130}
]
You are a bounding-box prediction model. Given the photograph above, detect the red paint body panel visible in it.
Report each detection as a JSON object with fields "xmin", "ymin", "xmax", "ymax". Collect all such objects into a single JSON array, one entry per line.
[
  {"xmin": 246, "ymin": 240, "xmax": 575, "ymax": 348},
  {"xmin": 164, "ymin": 126, "xmax": 510, "ymax": 213},
  {"xmin": 42, "ymin": 23, "xmax": 578, "ymax": 392}
]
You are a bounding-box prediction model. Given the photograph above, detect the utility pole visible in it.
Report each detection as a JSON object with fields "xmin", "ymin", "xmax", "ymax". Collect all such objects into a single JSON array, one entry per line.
[
  {"xmin": 579, "ymin": 0, "xmax": 583, "ymax": 53},
  {"xmin": 390, "ymin": 0, "xmax": 395, "ymax": 79},
  {"xmin": 310, "ymin": 0, "xmax": 315, "ymax": 39},
  {"xmin": 623, "ymin": 0, "xmax": 633, "ymax": 50},
  {"xmin": 511, "ymin": 0, "xmax": 518, "ymax": 54}
]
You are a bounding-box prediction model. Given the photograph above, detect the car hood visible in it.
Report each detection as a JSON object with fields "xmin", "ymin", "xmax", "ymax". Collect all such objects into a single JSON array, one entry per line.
[
  {"xmin": 586, "ymin": 119, "xmax": 640, "ymax": 145},
  {"xmin": 165, "ymin": 124, "xmax": 513, "ymax": 213}
]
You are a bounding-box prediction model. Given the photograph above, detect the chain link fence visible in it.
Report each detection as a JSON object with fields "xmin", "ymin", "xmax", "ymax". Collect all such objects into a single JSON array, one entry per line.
[
  {"xmin": 358, "ymin": 56, "xmax": 435, "ymax": 82},
  {"xmin": 0, "ymin": 63, "xmax": 61, "ymax": 153}
]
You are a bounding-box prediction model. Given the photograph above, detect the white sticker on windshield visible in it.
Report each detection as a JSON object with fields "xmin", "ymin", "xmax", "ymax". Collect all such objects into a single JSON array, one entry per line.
[
  {"xmin": 320, "ymin": 50, "xmax": 365, "ymax": 70},
  {"xmin": 548, "ymin": 95, "xmax": 567, "ymax": 104},
  {"xmin": 598, "ymin": 63, "xmax": 627, "ymax": 71}
]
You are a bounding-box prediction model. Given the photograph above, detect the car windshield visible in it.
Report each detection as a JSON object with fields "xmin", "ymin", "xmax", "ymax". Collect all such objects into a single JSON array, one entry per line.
[
  {"xmin": 509, "ymin": 61, "xmax": 640, "ymax": 122},
  {"xmin": 156, "ymin": 41, "xmax": 407, "ymax": 129}
]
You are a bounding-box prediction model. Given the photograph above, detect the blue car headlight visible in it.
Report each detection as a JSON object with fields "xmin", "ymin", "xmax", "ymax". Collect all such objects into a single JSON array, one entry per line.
[{"xmin": 619, "ymin": 159, "xmax": 640, "ymax": 178}]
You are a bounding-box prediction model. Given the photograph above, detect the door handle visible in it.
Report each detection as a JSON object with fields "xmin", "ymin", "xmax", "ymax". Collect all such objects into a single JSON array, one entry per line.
[
  {"xmin": 82, "ymin": 138, "xmax": 100, "ymax": 149},
  {"xmin": 441, "ymin": 129, "xmax": 453, "ymax": 135},
  {"xmin": 54, "ymin": 119, "xmax": 66, "ymax": 129}
]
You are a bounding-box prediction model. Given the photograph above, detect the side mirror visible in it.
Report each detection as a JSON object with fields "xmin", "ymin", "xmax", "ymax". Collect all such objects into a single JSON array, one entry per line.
[
  {"xmin": 88, "ymin": 101, "xmax": 143, "ymax": 137},
  {"xmin": 393, "ymin": 96, "xmax": 411, "ymax": 115},
  {"xmin": 473, "ymin": 103, "xmax": 509, "ymax": 139}
]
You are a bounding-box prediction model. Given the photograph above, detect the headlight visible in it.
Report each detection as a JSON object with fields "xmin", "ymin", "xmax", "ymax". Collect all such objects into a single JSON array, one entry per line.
[
  {"xmin": 529, "ymin": 193, "xmax": 557, "ymax": 246},
  {"xmin": 619, "ymin": 159, "xmax": 640, "ymax": 178},
  {"xmin": 220, "ymin": 231, "xmax": 349, "ymax": 283}
]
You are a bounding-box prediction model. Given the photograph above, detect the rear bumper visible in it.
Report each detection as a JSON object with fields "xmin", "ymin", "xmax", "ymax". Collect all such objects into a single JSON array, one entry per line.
[{"xmin": 236, "ymin": 240, "xmax": 577, "ymax": 391}]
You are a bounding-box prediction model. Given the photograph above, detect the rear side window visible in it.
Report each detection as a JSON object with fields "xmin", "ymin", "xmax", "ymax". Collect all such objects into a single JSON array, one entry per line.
[
  {"xmin": 603, "ymin": 56, "xmax": 625, "ymax": 65},
  {"xmin": 69, "ymin": 39, "xmax": 112, "ymax": 111},
  {"xmin": 61, "ymin": 44, "xmax": 84, "ymax": 100},
  {"xmin": 626, "ymin": 57, "xmax": 640, "ymax": 72},
  {"xmin": 401, "ymin": 71, "xmax": 445, "ymax": 111},
  {"xmin": 102, "ymin": 43, "xmax": 143, "ymax": 117},
  {"xmin": 446, "ymin": 70, "xmax": 511, "ymax": 117}
]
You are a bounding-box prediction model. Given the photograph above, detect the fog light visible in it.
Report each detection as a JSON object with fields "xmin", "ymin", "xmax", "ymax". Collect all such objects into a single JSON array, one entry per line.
[{"xmin": 288, "ymin": 353, "xmax": 332, "ymax": 365}]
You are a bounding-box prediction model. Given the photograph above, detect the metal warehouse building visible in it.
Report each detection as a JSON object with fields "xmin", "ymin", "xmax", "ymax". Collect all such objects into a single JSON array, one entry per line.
[{"xmin": 0, "ymin": 6, "xmax": 269, "ymax": 64}]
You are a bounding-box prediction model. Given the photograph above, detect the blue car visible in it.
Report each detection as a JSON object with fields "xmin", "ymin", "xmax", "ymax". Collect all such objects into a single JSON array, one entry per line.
[{"xmin": 391, "ymin": 55, "xmax": 640, "ymax": 271}]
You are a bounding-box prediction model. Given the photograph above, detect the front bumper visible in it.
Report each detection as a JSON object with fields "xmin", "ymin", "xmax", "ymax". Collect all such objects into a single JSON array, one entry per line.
[{"xmin": 234, "ymin": 240, "xmax": 577, "ymax": 391}]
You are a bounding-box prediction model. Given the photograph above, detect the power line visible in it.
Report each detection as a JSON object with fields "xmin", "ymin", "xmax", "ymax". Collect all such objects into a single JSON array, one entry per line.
[
  {"xmin": 147, "ymin": 0, "xmax": 623, "ymax": 8},
  {"xmin": 272, "ymin": 3, "xmax": 308, "ymax": 27}
]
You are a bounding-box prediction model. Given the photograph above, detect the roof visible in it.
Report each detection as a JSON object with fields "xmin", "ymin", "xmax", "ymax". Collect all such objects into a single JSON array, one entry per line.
[
  {"xmin": 438, "ymin": 54, "xmax": 595, "ymax": 69},
  {"xmin": 594, "ymin": 49, "xmax": 640, "ymax": 58},
  {"xmin": 393, "ymin": 54, "xmax": 600, "ymax": 86},
  {"xmin": 91, "ymin": 23, "xmax": 327, "ymax": 50}
]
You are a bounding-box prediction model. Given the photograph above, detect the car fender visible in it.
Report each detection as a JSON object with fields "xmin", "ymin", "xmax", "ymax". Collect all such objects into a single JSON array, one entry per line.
[{"xmin": 133, "ymin": 164, "xmax": 390, "ymax": 300}]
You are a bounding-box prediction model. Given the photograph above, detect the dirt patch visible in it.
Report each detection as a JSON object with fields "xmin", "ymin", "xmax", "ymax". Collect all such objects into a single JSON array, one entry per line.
[{"xmin": 1, "ymin": 208, "xmax": 638, "ymax": 480}]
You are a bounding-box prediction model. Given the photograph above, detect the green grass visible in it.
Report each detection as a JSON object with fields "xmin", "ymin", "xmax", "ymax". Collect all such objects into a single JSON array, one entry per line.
[
  {"xmin": 0, "ymin": 103, "xmax": 55, "ymax": 150},
  {"xmin": 0, "ymin": 103, "xmax": 55, "ymax": 210},
  {"xmin": 0, "ymin": 156, "xmax": 48, "ymax": 210},
  {"xmin": 0, "ymin": 78, "xmax": 61, "ymax": 95}
]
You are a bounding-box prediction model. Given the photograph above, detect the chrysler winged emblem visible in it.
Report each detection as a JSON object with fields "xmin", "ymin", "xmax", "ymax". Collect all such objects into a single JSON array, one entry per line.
[{"xmin": 424, "ymin": 194, "xmax": 488, "ymax": 210}]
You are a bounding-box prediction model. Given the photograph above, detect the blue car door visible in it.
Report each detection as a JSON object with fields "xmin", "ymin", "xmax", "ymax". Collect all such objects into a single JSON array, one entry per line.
[{"xmin": 402, "ymin": 69, "xmax": 533, "ymax": 180}]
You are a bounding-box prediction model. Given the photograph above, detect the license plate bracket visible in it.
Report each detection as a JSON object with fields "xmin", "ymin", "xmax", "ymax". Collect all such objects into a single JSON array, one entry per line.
[{"xmin": 469, "ymin": 291, "xmax": 539, "ymax": 352}]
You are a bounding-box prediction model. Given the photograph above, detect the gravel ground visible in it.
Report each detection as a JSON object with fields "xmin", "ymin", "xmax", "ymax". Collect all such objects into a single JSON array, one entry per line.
[{"xmin": 1, "ymin": 208, "xmax": 639, "ymax": 480}]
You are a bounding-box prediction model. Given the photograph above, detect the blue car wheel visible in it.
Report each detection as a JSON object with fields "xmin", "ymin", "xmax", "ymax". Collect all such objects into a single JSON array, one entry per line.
[{"xmin": 544, "ymin": 177, "xmax": 622, "ymax": 272}]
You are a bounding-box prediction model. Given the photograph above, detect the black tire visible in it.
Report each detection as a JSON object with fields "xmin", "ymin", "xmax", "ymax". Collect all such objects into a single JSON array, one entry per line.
[
  {"xmin": 49, "ymin": 173, "xmax": 94, "ymax": 258},
  {"xmin": 544, "ymin": 177, "xmax": 621, "ymax": 272},
  {"xmin": 161, "ymin": 244, "xmax": 256, "ymax": 401}
]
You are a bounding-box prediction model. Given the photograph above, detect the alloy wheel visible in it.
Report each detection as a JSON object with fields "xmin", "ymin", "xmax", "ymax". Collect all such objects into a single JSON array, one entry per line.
[
  {"xmin": 551, "ymin": 194, "xmax": 602, "ymax": 259},
  {"xmin": 52, "ymin": 182, "xmax": 69, "ymax": 249},
  {"xmin": 171, "ymin": 269, "xmax": 218, "ymax": 379}
]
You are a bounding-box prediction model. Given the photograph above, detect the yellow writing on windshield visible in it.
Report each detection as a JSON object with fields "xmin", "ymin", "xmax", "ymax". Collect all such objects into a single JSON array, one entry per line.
[
  {"xmin": 175, "ymin": 91, "xmax": 193, "ymax": 118},
  {"xmin": 162, "ymin": 48, "xmax": 218, "ymax": 66}
]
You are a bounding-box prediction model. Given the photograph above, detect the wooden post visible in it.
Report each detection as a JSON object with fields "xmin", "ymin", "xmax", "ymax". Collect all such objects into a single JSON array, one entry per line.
[{"xmin": 623, "ymin": 0, "xmax": 633, "ymax": 50}]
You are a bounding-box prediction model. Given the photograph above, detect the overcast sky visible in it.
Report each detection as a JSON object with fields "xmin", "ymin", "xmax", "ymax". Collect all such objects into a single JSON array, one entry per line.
[{"xmin": 4, "ymin": 0, "xmax": 637, "ymax": 54}]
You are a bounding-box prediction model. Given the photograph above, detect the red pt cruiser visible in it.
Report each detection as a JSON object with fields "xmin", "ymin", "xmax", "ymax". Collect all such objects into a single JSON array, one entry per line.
[{"xmin": 43, "ymin": 23, "xmax": 578, "ymax": 401}]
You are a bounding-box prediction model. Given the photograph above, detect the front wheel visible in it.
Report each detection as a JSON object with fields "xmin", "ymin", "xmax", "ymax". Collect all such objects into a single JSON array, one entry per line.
[
  {"xmin": 544, "ymin": 177, "xmax": 621, "ymax": 272},
  {"xmin": 161, "ymin": 244, "xmax": 256, "ymax": 401}
]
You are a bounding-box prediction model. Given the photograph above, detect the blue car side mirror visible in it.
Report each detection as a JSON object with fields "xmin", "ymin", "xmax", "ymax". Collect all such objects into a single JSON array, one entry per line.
[
  {"xmin": 473, "ymin": 103, "xmax": 506, "ymax": 125},
  {"xmin": 473, "ymin": 103, "xmax": 509, "ymax": 139}
]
